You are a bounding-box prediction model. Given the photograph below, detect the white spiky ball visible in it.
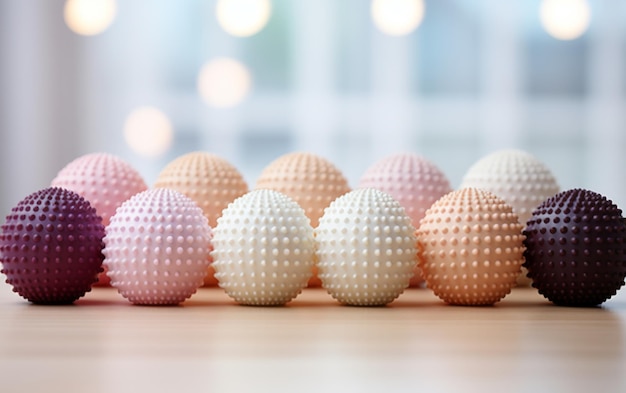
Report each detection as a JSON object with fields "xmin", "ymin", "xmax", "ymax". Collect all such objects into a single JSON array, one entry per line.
[
  {"xmin": 103, "ymin": 188, "xmax": 213, "ymax": 305},
  {"xmin": 211, "ymin": 189, "xmax": 315, "ymax": 306},
  {"xmin": 315, "ymin": 188, "xmax": 418, "ymax": 306},
  {"xmin": 460, "ymin": 149, "xmax": 559, "ymax": 286},
  {"xmin": 460, "ymin": 150, "xmax": 559, "ymax": 224}
]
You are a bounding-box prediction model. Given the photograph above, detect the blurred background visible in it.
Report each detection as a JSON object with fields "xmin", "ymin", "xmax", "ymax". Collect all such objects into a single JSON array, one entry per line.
[{"xmin": 0, "ymin": 0, "xmax": 624, "ymax": 217}]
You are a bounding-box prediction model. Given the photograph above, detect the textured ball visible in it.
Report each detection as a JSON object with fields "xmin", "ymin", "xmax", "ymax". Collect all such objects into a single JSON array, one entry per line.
[
  {"xmin": 154, "ymin": 151, "xmax": 248, "ymax": 286},
  {"xmin": 103, "ymin": 188, "xmax": 212, "ymax": 305},
  {"xmin": 211, "ymin": 189, "xmax": 315, "ymax": 306},
  {"xmin": 51, "ymin": 152, "xmax": 148, "ymax": 285},
  {"xmin": 460, "ymin": 149, "xmax": 559, "ymax": 286},
  {"xmin": 523, "ymin": 189, "xmax": 626, "ymax": 307},
  {"xmin": 0, "ymin": 187, "xmax": 105, "ymax": 304},
  {"xmin": 358, "ymin": 152, "xmax": 452, "ymax": 286},
  {"xmin": 315, "ymin": 188, "xmax": 417, "ymax": 306},
  {"xmin": 417, "ymin": 188, "xmax": 525, "ymax": 306},
  {"xmin": 255, "ymin": 152, "xmax": 351, "ymax": 287}
]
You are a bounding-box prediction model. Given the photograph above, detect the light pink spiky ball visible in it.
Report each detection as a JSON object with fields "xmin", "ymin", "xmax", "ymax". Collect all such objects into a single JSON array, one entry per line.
[
  {"xmin": 103, "ymin": 188, "xmax": 212, "ymax": 305},
  {"xmin": 51, "ymin": 153, "xmax": 148, "ymax": 286}
]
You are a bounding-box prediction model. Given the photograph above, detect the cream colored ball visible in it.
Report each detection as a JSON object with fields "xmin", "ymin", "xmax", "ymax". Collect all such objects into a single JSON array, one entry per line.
[
  {"xmin": 315, "ymin": 188, "xmax": 418, "ymax": 306},
  {"xmin": 211, "ymin": 190, "xmax": 315, "ymax": 306},
  {"xmin": 460, "ymin": 149, "xmax": 559, "ymax": 286}
]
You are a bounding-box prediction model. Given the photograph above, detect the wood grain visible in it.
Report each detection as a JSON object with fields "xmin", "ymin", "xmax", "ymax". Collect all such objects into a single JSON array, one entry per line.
[{"xmin": 0, "ymin": 282, "xmax": 625, "ymax": 393}]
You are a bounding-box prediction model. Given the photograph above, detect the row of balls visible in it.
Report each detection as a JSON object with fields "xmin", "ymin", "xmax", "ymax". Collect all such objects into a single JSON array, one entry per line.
[
  {"xmin": 46, "ymin": 148, "xmax": 559, "ymax": 289},
  {"xmin": 1, "ymin": 150, "xmax": 625, "ymax": 307}
]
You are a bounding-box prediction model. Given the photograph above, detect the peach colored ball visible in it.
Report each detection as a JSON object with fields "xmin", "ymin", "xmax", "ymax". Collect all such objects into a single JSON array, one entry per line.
[
  {"xmin": 417, "ymin": 188, "xmax": 525, "ymax": 306},
  {"xmin": 358, "ymin": 153, "xmax": 452, "ymax": 286},
  {"xmin": 103, "ymin": 188, "xmax": 213, "ymax": 305},
  {"xmin": 460, "ymin": 149, "xmax": 559, "ymax": 286},
  {"xmin": 255, "ymin": 152, "xmax": 351, "ymax": 287},
  {"xmin": 51, "ymin": 152, "xmax": 148, "ymax": 286},
  {"xmin": 154, "ymin": 152, "xmax": 248, "ymax": 286}
]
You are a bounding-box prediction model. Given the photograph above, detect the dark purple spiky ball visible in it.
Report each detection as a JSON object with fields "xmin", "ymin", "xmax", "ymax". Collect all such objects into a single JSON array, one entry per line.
[
  {"xmin": 523, "ymin": 189, "xmax": 626, "ymax": 307},
  {"xmin": 0, "ymin": 187, "xmax": 105, "ymax": 304}
]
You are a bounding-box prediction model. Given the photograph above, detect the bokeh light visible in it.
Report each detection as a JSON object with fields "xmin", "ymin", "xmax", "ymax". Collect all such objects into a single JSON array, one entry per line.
[
  {"xmin": 64, "ymin": 0, "xmax": 117, "ymax": 36},
  {"xmin": 123, "ymin": 107, "xmax": 174, "ymax": 157},
  {"xmin": 216, "ymin": 0, "xmax": 272, "ymax": 37},
  {"xmin": 371, "ymin": 0, "xmax": 425, "ymax": 36},
  {"xmin": 540, "ymin": 0, "xmax": 591, "ymax": 40},
  {"xmin": 198, "ymin": 58, "xmax": 252, "ymax": 108}
]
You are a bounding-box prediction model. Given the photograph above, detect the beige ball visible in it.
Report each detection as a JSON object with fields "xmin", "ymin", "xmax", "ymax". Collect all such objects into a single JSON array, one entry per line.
[
  {"xmin": 154, "ymin": 152, "xmax": 248, "ymax": 286},
  {"xmin": 255, "ymin": 152, "xmax": 351, "ymax": 287}
]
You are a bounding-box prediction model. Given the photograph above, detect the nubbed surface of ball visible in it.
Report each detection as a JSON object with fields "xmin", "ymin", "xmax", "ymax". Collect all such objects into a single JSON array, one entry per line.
[
  {"xmin": 417, "ymin": 188, "xmax": 525, "ymax": 306},
  {"xmin": 358, "ymin": 152, "xmax": 452, "ymax": 286},
  {"xmin": 51, "ymin": 153, "xmax": 148, "ymax": 226},
  {"xmin": 255, "ymin": 152, "xmax": 350, "ymax": 287},
  {"xmin": 51, "ymin": 152, "xmax": 148, "ymax": 285},
  {"xmin": 154, "ymin": 151, "xmax": 248, "ymax": 286},
  {"xmin": 211, "ymin": 189, "xmax": 315, "ymax": 306},
  {"xmin": 103, "ymin": 188, "xmax": 212, "ymax": 305},
  {"xmin": 154, "ymin": 152, "xmax": 248, "ymax": 227},
  {"xmin": 0, "ymin": 187, "xmax": 105, "ymax": 304},
  {"xmin": 315, "ymin": 188, "xmax": 417, "ymax": 306},
  {"xmin": 523, "ymin": 189, "xmax": 626, "ymax": 307},
  {"xmin": 460, "ymin": 149, "xmax": 559, "ymax": 286}
]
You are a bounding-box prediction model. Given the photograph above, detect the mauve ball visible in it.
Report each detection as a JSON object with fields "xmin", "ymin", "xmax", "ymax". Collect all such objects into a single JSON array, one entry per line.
[
  {"xmin": 523, "ymin": 189, "xmax": 626, "ymax": 307},
  {"xmin": 0, "ymin": 187, "xmax": 105, "ymax": 304}
]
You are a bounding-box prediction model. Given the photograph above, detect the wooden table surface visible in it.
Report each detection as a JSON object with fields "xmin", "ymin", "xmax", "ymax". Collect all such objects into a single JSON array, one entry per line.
[{"xmin": 0, "ymin": 282, "xmax": 625, "ymax": 393}]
